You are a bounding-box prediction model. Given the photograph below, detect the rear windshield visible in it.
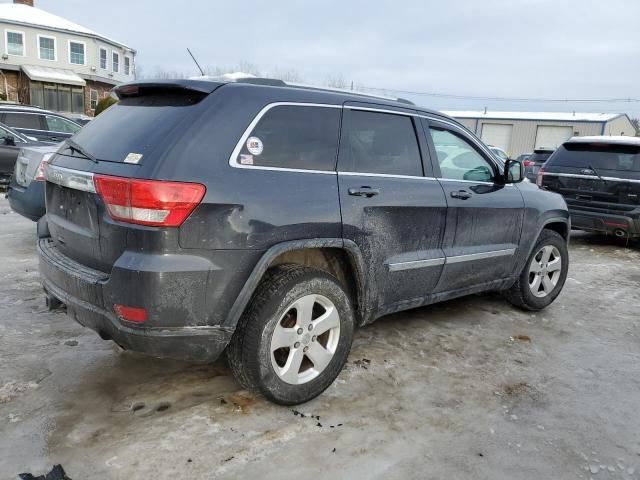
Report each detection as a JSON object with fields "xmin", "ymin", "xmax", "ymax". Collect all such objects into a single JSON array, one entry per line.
[
  {"xmin": 550, "ymin": 143, "xmax": 640, "ymax": 172},
  {"xmin": 528, "ymin": 152, "xmax": 552, "ymax": 163},
  {"xmin": 69, "ymin": 89, "xmax": 208, "ymax": 163}
]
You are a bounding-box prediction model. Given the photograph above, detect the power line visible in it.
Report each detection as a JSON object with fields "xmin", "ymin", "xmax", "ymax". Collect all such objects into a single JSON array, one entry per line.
[{"xmin": 357, "ymin": 85, "xmax": 640, "ymax": 104}]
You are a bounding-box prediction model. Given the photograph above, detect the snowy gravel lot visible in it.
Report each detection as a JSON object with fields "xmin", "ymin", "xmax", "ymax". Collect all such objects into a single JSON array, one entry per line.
[{"xmin": 1, "ymin": 196, "xmax": 639, "ymax": 480}]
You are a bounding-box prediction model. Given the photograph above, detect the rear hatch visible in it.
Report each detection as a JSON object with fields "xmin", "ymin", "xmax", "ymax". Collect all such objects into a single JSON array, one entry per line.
[
  {"xmin": 540, "ymin": 140, "xmax": 640, "ymax": 210},
  {"xmin": 44, "ymin": 80, "xmax": 221, "ymax": 272}
]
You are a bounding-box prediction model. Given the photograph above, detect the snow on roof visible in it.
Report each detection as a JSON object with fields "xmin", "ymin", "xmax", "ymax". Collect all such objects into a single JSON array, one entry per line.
[
  {"xmin": 444, "ymin": 110, "xmax": 623, "ymax": 122},
  {"xmin": 0, "ymin": 4, "xmax": 133, "ymax": 50},
  {"xmin": 22, "ymin": 65, "xmax": 85, "ymax": 86}
]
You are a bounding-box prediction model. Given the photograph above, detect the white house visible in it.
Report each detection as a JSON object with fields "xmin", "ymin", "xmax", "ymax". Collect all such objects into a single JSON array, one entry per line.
[{"xmin": 0, "ymin": 0, "xmax": 136, "ymax": 116}]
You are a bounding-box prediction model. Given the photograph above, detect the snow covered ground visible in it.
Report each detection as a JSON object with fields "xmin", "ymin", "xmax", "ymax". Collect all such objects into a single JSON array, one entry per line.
[{"xmin": 1, "ymin": 196, "xmax": 639, "ymax": 479}]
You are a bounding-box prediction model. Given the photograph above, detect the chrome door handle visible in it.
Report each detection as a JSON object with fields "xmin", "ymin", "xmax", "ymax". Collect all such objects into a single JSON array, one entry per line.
[{"xmin": 450, "ymin": 190, "xmax": 472, "ymax": 200}]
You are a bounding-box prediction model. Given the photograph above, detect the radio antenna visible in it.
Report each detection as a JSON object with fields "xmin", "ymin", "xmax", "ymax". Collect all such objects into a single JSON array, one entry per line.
[{"xmin": 187, "ymin": 47, "xmax": 205, "ymax": 76}]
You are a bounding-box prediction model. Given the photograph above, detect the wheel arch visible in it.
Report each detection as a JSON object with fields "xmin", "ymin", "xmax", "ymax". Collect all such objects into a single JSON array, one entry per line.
[{"xmin": 224, "ymin": 239, "xmax": 370, "ymax": 329}]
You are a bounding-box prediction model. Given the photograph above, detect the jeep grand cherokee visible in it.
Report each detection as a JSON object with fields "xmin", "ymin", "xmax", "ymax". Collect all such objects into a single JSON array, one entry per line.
[{"xmin": 38, "ymin": 77, "xmax": 570, "ymax": 405}]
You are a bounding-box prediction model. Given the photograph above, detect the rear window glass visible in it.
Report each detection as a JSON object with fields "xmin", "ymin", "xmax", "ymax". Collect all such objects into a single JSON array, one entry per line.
[
  {"xmin": 550, "ymin": 143, "xmax": 640, "ymax": 172},
  {"xmin": 341, "ymin": 110, "xmax": 422, "ymax": 176},
  {"xmin": 69, "ymin": 89, "xmax": 207, "ymax": 162},
  {"xmin": 528, "ymin": 152, "xmax": 552, "ymax": 163},
  {"xmin": 3, "ymin": 112, "xmax": 41, "ymax": 130},
  {"xmin": 235, "ymin": 105, "xmax": 341, "ymax": 171}
]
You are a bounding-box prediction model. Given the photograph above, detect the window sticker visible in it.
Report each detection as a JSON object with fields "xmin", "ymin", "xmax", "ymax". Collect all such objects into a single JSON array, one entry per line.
[
  {"xmin": 246, "ymin": 136, "xmax": 263, "ymax": 156},
  {"xmin": 239, "ymin": 154, "xmax": 254, "ymax": 165},
  {"xmin": 124, "ymin": 153, "xmax": 143, "ymax": 164}
]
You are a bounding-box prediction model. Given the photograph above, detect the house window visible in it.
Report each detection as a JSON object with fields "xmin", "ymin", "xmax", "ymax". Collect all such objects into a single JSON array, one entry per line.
[
  {"xmin": 99, "ymin": 48, "xmax": 107, "ymax": 69},
  {"xmin": 112, "ymin": 52, "xmax": 119, "ymax": 72},
  {"xmin": 6, "ymin": 31, "xmax": 24, "ymax": 56},
  {"xmin": 124, "ymin": 57, "xmax": 130, "ymax": 75},
  {"xmin": 29, "ymin": 82, "xmax": 84, "ymax": 113},
  {"xmin": 90, "ymin": 89, "xmax": 98, "ymax": 110},
  {"xmin": 69, "ymin": 41, "xmax": 85, "ymax": 65},
  {"xmin": 38, "ymin": 36, "xmax": 56, "ymax": 61}
]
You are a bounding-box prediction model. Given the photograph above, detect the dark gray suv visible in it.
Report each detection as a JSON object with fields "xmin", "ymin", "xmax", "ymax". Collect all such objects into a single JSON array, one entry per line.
[{"xmin": 38, "ymin": 78, "xmax": 570, "ymax": 405}]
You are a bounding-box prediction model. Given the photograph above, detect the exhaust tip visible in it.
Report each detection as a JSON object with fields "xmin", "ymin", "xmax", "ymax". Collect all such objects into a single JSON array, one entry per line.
[{"xmin": 614, "ymin": 228, "xmax": 627, "ymax": 238}]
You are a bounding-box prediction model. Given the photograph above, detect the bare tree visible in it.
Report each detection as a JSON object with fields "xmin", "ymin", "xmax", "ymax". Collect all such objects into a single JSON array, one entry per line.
[
  {"xmin": 269, "ymin": 67, "xmax": 303, "ymax": 83},
  {"xmin": 204, "ymin": 61, "xmax": 262, "ymax": 77},
  {"xmin": 325, "ymin": 75, "xmax": 349, "ymax": 89},
  {"xmin": 631, "ymin": 117, "xmax": 639, "ymax": 136}
]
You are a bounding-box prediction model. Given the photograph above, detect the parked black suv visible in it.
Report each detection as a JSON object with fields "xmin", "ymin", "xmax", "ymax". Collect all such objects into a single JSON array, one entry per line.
[
  {"xmin": 0, "ymin": 105, "xmax": 81, "ymax": 143},
  {"xmin": 539, "ymin": 136, "xmax": 640, "ymax": 239},
  {"xmin": 38, "ymin": 78, "xmax": 570, "ymax": 404}
]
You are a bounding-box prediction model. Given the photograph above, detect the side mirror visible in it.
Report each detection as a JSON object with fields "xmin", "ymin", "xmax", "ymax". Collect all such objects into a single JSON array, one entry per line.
[
  {"xmin": 3, "ymin": 136, "xmax": 15, "ymax": 146},
  {"xmin": 504, "ymin": 159, "xmax": 524, "ymax": 183}
]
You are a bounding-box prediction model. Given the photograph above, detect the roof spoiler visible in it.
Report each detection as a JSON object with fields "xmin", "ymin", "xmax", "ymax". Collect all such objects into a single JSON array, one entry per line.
[{"xmin": 113, "ymin": 79, "xmax": 223, "ymax": 99}]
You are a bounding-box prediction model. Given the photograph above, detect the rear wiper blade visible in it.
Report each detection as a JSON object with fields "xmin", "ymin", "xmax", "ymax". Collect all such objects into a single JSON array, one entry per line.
[
  {"xmin": 63, "ymin": 139, "xmax": 97, "ymax": 163},
  {"xmin": 588, "ymin": 164, "xmax": 607, "ymax": 184}
]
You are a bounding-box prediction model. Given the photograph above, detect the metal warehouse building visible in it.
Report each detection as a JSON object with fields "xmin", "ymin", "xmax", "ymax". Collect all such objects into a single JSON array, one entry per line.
[{"xmin": 444, "ymin": 111, "xmax": 636, "ymax": 158}]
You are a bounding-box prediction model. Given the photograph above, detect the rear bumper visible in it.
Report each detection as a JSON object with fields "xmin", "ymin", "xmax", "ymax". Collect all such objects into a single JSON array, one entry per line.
[
  {"xmin": 7, "ymin": 179, "xmax": 45, "ymax": 221},
  {"xmin": 38, "ymin": 238, "xmax": 234, "ymax": 362},
  {"xmin": 568, "ymin": 206, "xmax": 640, "ymax": 238}
]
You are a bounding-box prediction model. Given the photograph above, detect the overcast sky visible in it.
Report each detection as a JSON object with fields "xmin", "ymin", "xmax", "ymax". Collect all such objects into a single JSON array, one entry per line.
[{"xmin": 33, "ymin": 0, "xmax": 640, "ymax": 117}]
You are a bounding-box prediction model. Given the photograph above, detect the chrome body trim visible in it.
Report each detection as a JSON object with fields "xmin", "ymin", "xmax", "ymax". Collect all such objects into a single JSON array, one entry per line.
[
  {"xmin": 44, "ymin": 163, "xmax": 95, "ymax": 193},
  {"xmin": 339, "ymin": 171, "xmax": 437, "ymax": 181},
  {"xmin": 387, "ymin": 257, "xmax": 446, "ymax": 272},
  {"xmin": 542, "ymin": 172, "xmax": 640, "ymax": 184},
  {"xmin": 445, "ymin": 248, "xmax": 516, "ymax": 264}
]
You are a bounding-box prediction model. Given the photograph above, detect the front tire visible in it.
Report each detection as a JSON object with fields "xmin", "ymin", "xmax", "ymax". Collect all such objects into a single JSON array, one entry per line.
[
  {"xmin": 226, "ymin": 264, "xmax": 355, "ymax": 405},
  {"xmin": 504, "ymin": 229, "xmax": 569, "ymax": 311}
]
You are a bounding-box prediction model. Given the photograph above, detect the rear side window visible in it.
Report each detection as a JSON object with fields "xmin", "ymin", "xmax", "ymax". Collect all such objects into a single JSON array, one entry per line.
[
  {"xmin": 3, "ymin": 112, "xmax": 41, "ymax": 130},
  {"xmin": 235, "ymin": 105, "xmax": 341, "ymax": 171},
  {"xmin": 341, "ymin": 110, "xmax": 422, "ymax": 176},
  {"xmin": 550, "ymin": 143, "xmax": 640, "ymax": 172}
]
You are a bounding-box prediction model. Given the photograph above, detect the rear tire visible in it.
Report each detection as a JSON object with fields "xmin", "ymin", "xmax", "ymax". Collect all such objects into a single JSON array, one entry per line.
[
  {"xmin": 226, "ymin": 264, "xmax": 355, "ymax": 405},
  {"xmin": 504, "ymin": 229, "xmax": 569, "ymax": 311}
]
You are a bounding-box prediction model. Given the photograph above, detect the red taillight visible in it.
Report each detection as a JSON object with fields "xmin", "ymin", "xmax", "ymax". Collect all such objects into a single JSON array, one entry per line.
[
  {"xmin": 34, "ymin": 157, "xmax": 49, "ymax": 182},
  {"xmin": 536, "ymin": 166, "xmax": 545, "ymax": 187},
  {"xmin": 94, "ymin": 175, "xmax": 205, "ymax": 227},
  {"xmin": 114, "ymin": 304, "xmax": 147, "ymax": 323},
  {"xmin": 522, "ymin": 160, "xmax": 534, "ymax": 167}
]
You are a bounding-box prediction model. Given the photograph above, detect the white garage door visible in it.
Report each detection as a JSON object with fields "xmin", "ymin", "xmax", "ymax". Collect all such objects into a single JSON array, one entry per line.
[
  {"xmin": 481, "ymin": 123, "xmax": 513, "ymax": 152},
  {"xmin": 535, "ymin": 126, "xmax": 573, "ymax": 150}
]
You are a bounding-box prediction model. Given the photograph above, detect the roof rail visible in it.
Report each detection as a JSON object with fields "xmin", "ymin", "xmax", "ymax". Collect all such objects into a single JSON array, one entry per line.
[
  {"xmin": 191, "ymin": 73, "xmax": 415, "ymax": 106},
  {"xmin": 285, "ymin": 82, "xmax": 415, "ymax": 105}
]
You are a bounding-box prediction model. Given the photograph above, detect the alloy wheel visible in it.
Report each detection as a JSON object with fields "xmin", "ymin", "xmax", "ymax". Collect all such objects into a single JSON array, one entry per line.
[{"xmin": 270, "ymin": 294, "xmax": 341, "ymax": 385}]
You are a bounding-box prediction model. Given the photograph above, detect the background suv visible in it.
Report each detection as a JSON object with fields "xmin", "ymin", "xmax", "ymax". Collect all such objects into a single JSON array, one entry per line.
[
  {"xmin": 38, "ymin": 78, "xmax": 570, "ymax": 405},
  {"xmin": 539, "ymin": 136, "xmax": 640, "ymax": 239},
  {"xmin": 0, "ymin": 105, "xmax": 81, "ymax": 143},
  {"xmin": 524, "ymin": 148, "xmax": 554, "ymax": 181}
]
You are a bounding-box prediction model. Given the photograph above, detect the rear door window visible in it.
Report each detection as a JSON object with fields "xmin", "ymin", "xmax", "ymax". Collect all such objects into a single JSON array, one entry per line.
[
  {"xmin": 235, "ymin": 105, "xmax": 341, "ymax": 171},
  {"xmin": 550, "ymin": 143, "xmax": 640, "ymax": 172},
  {"xmin": 3, "ymin": 112, "xmax": 42, "ymax": 130},
  {"xmin": 340, "ymin": 110, "xmax": 423, "ymax": 176}
]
